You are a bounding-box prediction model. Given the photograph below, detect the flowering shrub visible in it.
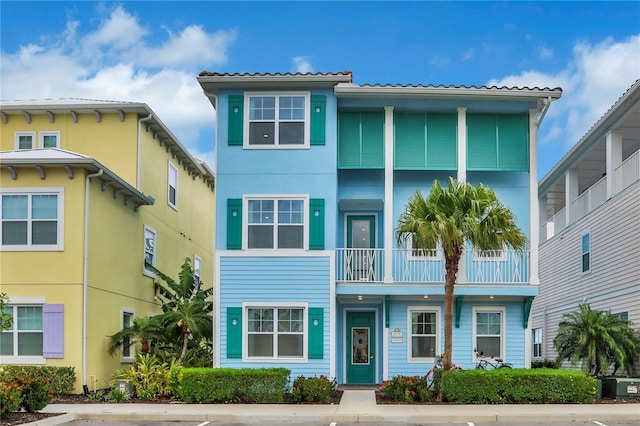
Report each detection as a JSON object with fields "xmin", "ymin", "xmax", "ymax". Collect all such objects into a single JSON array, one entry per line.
[
  {"xmin": 379, "ymin": 375, "xmax": 433, "ymax": 402},
  {"xmin": 19, "ymin": 378, "xmax": 52, "ymax": 412},
  {"xmin": 0, "ymin": 380, "xmax": 23, "ymax": 419},
  {"xmin": 289, "ymin": 375, "xmax": 338, "ymax": 403}
]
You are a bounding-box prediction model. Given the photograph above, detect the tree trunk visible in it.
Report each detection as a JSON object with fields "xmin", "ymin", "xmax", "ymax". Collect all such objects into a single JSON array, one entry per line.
[
  {"xmin": 443, "ymin": 246, "xmax": 462, "ymax": 373},
  {"xmin": 179, "ymin": 325, "xmax": 190, "ymax": 362}
]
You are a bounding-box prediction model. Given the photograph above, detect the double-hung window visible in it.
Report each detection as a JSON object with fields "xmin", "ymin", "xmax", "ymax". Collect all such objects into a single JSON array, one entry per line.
[
  {"xmin": 1, "ymin": 188, "xmax": 63, "ymax": 251},
  {"xmin": 143, "ymin": 225, "xmax": 157, "ymax": 276},
  {"xmin": 246, "ymin": 306, "xmax": 305, "ymax": 359},
  {"xmin": 473, "ymin": 307, "xmax": 505, "ymax": 359},
  {"xmin": 408, "ymin": 307, "xmax": 440, "ymax": 360},
  {"xmin": 246, "ymin": 92, "xmax": 309, "ymax": 147},
  {"xmin": 121, "ymin": 310, "xmax": 134, "ymax": 360},
  {"xmin": 0, "ymin": 306, "xmax": 43, "ymax": 357},
  {"xmin": 532, "ymin": 328, "xmax": 542, "ymax": 358},
  {"xmin": 40, "ymin": 131, "xmax": 60, "ymax": 148},
  {"xmin": 15, "ymin": 132, "xmax": 35, "ymax": 150},
  {"xmin": 247, "ymin": 198, "xmax": 305, "ymax": 249},
  {"xmin": 192, "ymin": 255, "xmax": 202, "ymax": 294},
  {"xmin": 581, "ymin": 232, "xmax": 590, "ymax": 273},
  {"xmin": 168, "ymin": 162, "xmax": 178, "ymax": 210}
]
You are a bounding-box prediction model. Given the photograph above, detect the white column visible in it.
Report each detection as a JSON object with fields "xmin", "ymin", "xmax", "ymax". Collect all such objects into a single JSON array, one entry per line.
[
  {"xmin": 384, "ymin": 106, "xmax": 394, "ymax": 284},
  {"xmin": 457, "ymin": 107, "xmax": 467, "ymax": 183},
  {"xmin": 606, "ymin": 129, "xmax": 622, "ymax": 198},
  {"xmin": 565, "ymin": 169, "xmax": 579, "ymax": 225},
  {"xmin": 529, "ymin": 109, "xmax": 540, "ymax": 285}
]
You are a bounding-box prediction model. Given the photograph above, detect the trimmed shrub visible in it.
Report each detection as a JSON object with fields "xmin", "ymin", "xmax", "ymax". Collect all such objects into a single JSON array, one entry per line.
[
  {"xmin": 0, "ymin": 365, "xmax": 75, "ymax": 396},
  {"xmin": 290, "ymin": 375, "xmax": 338, "ymax": 403},
  {"xmin": 443, "ymin": 368, "xmax": 596, "ymax": 404},
  {"xmin": 111, "ymin": 354, "xmax": 180, "ymax": 399},
  {"xmin": 171, "ymin": 368, "xmax": 290, "ymax": 403},
  {"xmin": 532, "ymin": 359, "xmax": 557, "ymax": 369},
  {"xmin": 18, "ymin": 378, "xmax": 52, "ymax": 412}
]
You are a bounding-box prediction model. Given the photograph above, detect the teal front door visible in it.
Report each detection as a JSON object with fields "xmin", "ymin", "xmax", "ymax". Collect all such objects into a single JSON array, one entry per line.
[{"xmin": 346, "ymin": 311, "xmax": 376, "ymax": 384}]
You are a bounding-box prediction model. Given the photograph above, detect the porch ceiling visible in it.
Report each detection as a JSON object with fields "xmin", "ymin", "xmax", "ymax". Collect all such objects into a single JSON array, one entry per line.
[{"xmin": 338, "ymin": 198, "xmax": 383, "ymax": 211}]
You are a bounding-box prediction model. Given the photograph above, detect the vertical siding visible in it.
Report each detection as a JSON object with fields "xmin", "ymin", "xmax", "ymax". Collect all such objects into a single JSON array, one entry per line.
[
  {"xmin": 531, "ymin": 183, "xmax": 640, "ymax": 368},
  {"xmin": 219, "ymin": 256, "xmax": 331, "ymax": 378}
]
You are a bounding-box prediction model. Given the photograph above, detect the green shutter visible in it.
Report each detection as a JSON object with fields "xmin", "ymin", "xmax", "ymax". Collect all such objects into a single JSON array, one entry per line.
[
  {"xmin": 497, "ymin": 114, "xmax": 529, "ymax": 170},
  {"xmin": 310, "ymin": 95, "xmax": 326, "ymax": 145},
  {"xmin": 227, "ymin": 307, "xmax": 242, "ymax": 358},
  {"xmin": 426, "ymin": 113, "xmax": 457, "ymax": 169},
  {"xmin": 228, "ymin": 95, "xmax": 244, "ymax": 145},
  {"xmin": 338, "ymin": 112, "xmax": 362, "ymax": 168},
  {"xmin": 361, "ymin": 112, "xmax": 385, "ymax": 168},
  {"xmin": 309, "ymin": 198, "xmax": 325, "ymax": 250},
  {"xmin": 467, "ymin": 114, "xmax": 497, "ymax": 170},
  {"xmin": 394, "ymin": 113, "xmax": 426, "ymax": 169},
  {"xmin": 227, "ymin": 199, "xmax": 242, "ymax": 250},
  {"xmin": 308, "ymin": 307, "xmax": 324, "ymax": 359}
]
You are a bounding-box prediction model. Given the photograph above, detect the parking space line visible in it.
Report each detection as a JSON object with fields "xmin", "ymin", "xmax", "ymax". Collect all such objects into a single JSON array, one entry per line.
[
  {"xmin": 196, "ymin": 422, "xmax": 210, "ymax": 426},
  {"xmin": 592, "ymin": 421, "xmax": 607, "ymax": 426},
  {"xmin": 329, "ymin": 422, "xmax": 337, "ymax": 426},
  {"xmin": 467, "ymin": 422, "xmax": 475, "ymax": 426}
]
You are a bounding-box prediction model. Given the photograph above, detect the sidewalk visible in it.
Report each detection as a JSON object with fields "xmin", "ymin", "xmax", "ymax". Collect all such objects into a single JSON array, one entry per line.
[{"xmin": 35, "ymin": 390, "xmax": 640, "ymax": 425}]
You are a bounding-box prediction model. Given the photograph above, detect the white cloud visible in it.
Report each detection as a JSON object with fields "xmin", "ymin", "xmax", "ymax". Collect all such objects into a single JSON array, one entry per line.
[
  {"xmin": 292, "ymin": 56, "xmax": 314, "ymax": 73},
  {"xmin": 0, "ymin": 4, "xmax": 236, "ymax": 169},
  {"xmin": 538, "ymin": 46, "xmax": 553, "ymax": 59},
  {"xmin": 488, "ymin": 34, "xmax": 640, "ymax": 153},
  {"xmin": 461, "ymin": 49, "xmax": 474, "ymax": 61}
]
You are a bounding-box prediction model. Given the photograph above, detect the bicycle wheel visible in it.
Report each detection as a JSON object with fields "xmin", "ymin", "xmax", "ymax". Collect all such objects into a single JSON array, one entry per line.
[
  {"xmin": 475, "ymin": 363, "xmax": 485, "ymax": 370},
  {"xmin": 498, "ymin": 364, "xmax": 512, "ymax": 369},
  {"xmin": 426, "ymin": 368, "xmax": 435, "ymax": 388}
]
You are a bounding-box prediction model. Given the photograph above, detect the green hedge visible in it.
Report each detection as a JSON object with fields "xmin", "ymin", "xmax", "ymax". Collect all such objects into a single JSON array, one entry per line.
[
  {"xmin": 0, "ymin": 366, "xmax": 75, "ymax": 396},
  {"xmin": 170, "ymin": 367, "xmax": 290, "ymax": 403},
  {"xmin": 443, "ymin": 368, "xmax": 596, "ymax": 404}
]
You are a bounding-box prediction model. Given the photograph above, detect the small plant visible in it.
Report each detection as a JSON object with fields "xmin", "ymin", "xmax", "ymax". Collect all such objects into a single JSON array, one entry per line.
[
  {"xmin": 1, "ymin": 380, "xmax": 23, "ymax": 419},
  {"xmin": 112, "ymin": 354, "xmax": 180, "ymax": 399},
  {"xmin": 19, "ymin": 378, "xmax": 52, "ymax": 412},
  {"xmin": 108, "ymin": 387, "xmax": 130, "ymax": 402},
  {"xmin": 86, "ymin": 390, "xmax": 105, "ymax": 401},
  {"xmin": 379, "ymin": 375, "xmax": 432, "ymax": 403},
  {"xmin": 290, "ymin": 375, "xmax": 338, "ymax": 403}
]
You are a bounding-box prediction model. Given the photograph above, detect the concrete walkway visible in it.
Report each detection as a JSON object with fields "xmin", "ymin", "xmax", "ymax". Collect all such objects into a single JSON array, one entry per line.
[{"xmin": 33, "ymin": 390, "xmax": 640, "ymax": 425}]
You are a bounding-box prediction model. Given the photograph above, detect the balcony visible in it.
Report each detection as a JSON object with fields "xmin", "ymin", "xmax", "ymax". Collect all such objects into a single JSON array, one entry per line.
[{"xmin": 336, "ymin": 248, "xmax": 530, "ymax": 284}]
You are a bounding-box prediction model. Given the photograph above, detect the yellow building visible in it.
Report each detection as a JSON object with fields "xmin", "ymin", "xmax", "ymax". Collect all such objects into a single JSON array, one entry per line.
[{"xmin": 0, "ymin": 99, "xmax": 215, "ymax": 393}]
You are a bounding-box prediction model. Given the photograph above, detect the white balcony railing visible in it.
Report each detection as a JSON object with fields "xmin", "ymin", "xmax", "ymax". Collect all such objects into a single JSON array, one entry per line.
[
  {"xmin": 336, "ymin": 248, "xmax": 529, "ymax": 284},
  {"xmin": 614, "ymin": 150, "xmax": 640, "ymax": 194},
  {"xmin": 540, "ymin": 207, "xmax": 566, "ymax": 241},
  {"xmin": 571, "ymin": 176, "xmax": 607, "ymax": 222}
]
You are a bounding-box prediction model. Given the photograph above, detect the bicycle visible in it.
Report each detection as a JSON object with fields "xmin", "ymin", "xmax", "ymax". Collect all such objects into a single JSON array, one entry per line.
[
  {"xmin": 474, "ymin": 348, "xmax": 512, "ymax": 369},
  {"xmin": 425, "ymin": 353, "xmax": 462, "ymax": 388}
]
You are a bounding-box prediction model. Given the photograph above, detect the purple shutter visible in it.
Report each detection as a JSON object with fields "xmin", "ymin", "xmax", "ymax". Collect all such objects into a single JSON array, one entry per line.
[{"xmin": 43, "ymin": 304, "xmax": 64, "ymax": 358}]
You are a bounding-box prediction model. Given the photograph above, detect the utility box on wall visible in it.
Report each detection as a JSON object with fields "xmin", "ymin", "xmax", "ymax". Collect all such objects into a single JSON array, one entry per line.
[{"xmin": 602, "ymin": 377, "xmax": 640, "ymax": 400}]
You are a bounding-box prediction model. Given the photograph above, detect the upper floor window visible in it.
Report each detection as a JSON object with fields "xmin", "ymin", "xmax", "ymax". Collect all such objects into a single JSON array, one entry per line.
[
  {"xmin": 245, "ymin": 92, "xmax": 310, "ymax": 148},
  {"xmin": 192, "ymin": 255, "xmax": 202, "ymax": 294},
  {"xmin": 168, "ymin": 162, "xmax": 178, "ymax": 210},
  {"xmin": 473, "ymin": 307, "xmax": 505, "ymax": 360},
  {"xmin": 40, "ymin": 131, "xmax": 60, "ymax": 148},
  {"xmin": 1, "ymin": 189, "xmax": 64, "ymax": 251},
  {"xmin": 532, "ymin": 328, "xmax": 542, "ymax": 358},
  {"xmin": 581, "ymin": 233, "xmax": 590, "ymax": 273},
  {"xmin": 15, "ymin": 132, "xmax": 35, "ymax": 150},
  {"xmin": 246, "ymin": 197, "xmax": 305, "ymax": 249},
  {"xmin": 143, "ymin": 225, "xmax": 157, "ymax": 276},
  {"xmin": 408, "ymin": 307, "xmax": 440, "ymax": 361},
  {"xmin": 406, "ymin": 235, "xmax": 440, "ymax": 261}
]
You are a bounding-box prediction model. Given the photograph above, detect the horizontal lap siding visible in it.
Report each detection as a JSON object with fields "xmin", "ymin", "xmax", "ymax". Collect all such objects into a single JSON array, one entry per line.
[
  {"xmin": 220, "ymin": 256, "xmax": 331, "ymax": 377},
  {"xmin": 531, "ymin": 183, "xmax": 640, "ymax": 366}
]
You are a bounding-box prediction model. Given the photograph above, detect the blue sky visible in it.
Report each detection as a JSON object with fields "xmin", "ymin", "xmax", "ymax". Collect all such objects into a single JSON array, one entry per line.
[{"xmin": 1, "ymin": 1, "xmax": 639, "ymax": 177}]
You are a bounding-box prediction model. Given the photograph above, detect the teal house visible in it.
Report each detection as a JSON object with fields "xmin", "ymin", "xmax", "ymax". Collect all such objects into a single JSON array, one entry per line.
[{"xmin": 198, "ymin": 71, "xmax": 561, "ymax": 384}]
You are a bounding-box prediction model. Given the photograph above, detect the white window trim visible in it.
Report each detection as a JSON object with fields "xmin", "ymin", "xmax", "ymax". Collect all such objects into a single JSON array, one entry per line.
[
  {"xmin": 406, "ymin": 235, "xmax": 441, "ymax": 261},
  {"xmin": 532, "ymin": 327, "xmax": 543, "ymax": 359},
  {"xmin": 243, "ymin": 91, "xmax": 311, "ymax": 149},
  {"xmin": 0, "ymin": 187, "xmax": 65, "ymax": 251},
  {"xmin": 39, "ymin": 131, "xmax": 60, "ymax": 148},
  {"xmin": 581, "ymin": 231, "xmax": 591, "ymax": 274},
  {"xmin": 242, "ymin": 195, "xmax": 309, "ymax": 251},
  {"xmin": 143, "ymin": 225, "xmax": 157, "ymax": 277},
  {"xmin": 121, "ymin": 309, "xmax": 136, "ymax": 363},
  {"xmin": 0, "ymin": 304, "xmax": 46, "ymax": 365},
  {"xmin": 406, "ymin": 305, "xmax": 441, "ymax": 363},
  {"xmin": 472, "ymin": 306, "xmax": 506, "ymax": 361},
  {"xmin": 241, "ymin": 301, "xmax": 308, "ymax": 362},
  {"xmin": 472, "ymin": 246, "xmax": 507, "ymax": 262},
  {"xmin": 193, "ymin": 254, "xmax": 202, "ymax": 293},
  {"xmin": 168, "ymin": 162, "xmax": 178, "ymax": 210},
  {"xmin": 14, "ymin": 131, "xmax": 35, "ymax": 150}
]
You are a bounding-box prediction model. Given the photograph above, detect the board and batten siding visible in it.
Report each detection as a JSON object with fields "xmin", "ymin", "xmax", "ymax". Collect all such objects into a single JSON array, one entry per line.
[
  {"xmin": 531, "ymin": 182, "xmax": 640, "ymax": 367},
  {"xmin": 219, "ymin": 255, "xmax": 331, "ymax": 377}
]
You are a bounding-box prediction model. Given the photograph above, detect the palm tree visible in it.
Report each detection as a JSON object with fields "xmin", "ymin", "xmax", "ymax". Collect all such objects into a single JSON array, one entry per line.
[
  {"xmin": 396, "ymin": 177, "xmax": 526, "ymax": 372},
  {"xmin": 554, "ymin": 304, "xmax": 639, "ymax": 376},
  {"xmin": 146, "ymin": 258, "xmax": 213, "ymax": 362},
  {"xmin": 107, "ymin": 316, "xmax": 166, "ymax": 356}
]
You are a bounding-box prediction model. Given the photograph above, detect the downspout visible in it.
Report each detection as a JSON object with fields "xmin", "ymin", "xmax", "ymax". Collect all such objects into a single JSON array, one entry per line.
[
  {"xmin": 137, "ymin": 114, "xmax": 153, "ymax": 188},
  {"xmin": 82, "ymin": 169, "xmax": 103, "ymax": 394}
]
